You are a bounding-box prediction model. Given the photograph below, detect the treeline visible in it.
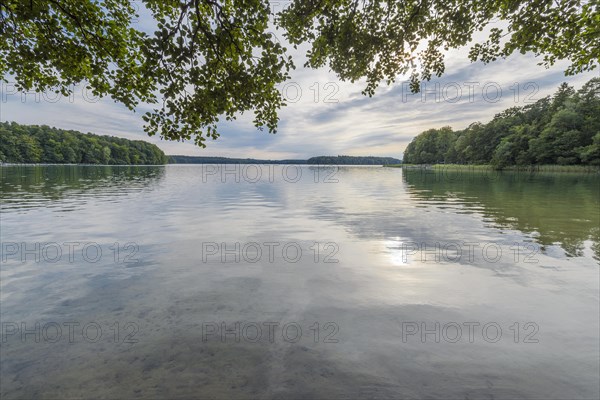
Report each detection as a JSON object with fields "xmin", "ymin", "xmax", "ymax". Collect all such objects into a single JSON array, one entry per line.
[
  {"xmin": 169, "ymin": 155, "xmax": 402, "ymax": 165},
  {"xmin": 403, "ymin": 78, "xmax": 600, "ymax": 167},
  {"xmin": 0, "ymin": 122, "xmax": 167, "ymax": 164},
  {"xmin": 306, "ymin": 156, "xmax": 401, "ymax": 165},
  {"xmin": 169, "ymin": 156, "xmax": 305, "ymax": 164}
]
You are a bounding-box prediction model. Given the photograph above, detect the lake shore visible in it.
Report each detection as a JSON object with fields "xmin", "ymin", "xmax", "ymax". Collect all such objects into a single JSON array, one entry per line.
[{"xmin": 385, "ymin": 164, "xmax": 600, "ymax": 173}]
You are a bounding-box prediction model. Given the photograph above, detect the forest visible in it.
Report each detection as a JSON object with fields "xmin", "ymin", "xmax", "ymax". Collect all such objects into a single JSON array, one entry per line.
[
  {"xmin": 306, "ymin": 156, "xmax": 401, "ymax": 165},
  {"xmin": 403, "ymin": 78, "xmax": 600, "ymax": 167},
  {"xmin": 0, "ymin": 122, "xmax": 168, "ymax": 165},
  {"xmin": 168, "ymin": 156, "xmax": 306, "ymax": 164},
  {"xmin": 169, "ymin": 155, "xmax": 401, "ymax": 165}
]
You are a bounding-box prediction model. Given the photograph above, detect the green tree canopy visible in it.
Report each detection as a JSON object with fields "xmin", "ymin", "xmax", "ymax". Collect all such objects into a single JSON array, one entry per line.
[
  {"xmin": 403, "ymin": 78, "xmax": 600, "ymax": 167},
  {"xmin": 1, "ymin": 0, "xmax": 598, "ymax": 146},
  {"xmin": 0, "ymin": 122, "xmax": 168, "ymax": 164}
]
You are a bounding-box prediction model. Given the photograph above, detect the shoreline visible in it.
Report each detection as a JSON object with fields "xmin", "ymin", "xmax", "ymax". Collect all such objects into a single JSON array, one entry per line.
[{"xmin": 385, "ymin": 164, "xmax": 600, "ymax": 173}]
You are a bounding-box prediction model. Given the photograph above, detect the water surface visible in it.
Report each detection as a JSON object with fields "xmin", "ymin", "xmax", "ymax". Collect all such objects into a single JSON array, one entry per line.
[{"xmin": 1, "ymin": 165, "xmax": 598, "ymax": 399}]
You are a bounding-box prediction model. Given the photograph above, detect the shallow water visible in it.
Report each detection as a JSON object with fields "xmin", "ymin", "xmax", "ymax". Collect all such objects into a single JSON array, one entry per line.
[{"xmin": 1, "ymin": 165, "xmax": 598, "ymax": 399}]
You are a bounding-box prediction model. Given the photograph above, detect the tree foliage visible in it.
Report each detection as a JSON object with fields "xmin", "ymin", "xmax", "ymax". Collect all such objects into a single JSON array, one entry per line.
[
  {"xmin": 403, "ymin": 78, "xmax": 600, "ymax": 167},
  {"xmin": 168, "ymin": 155, "xmax": 401, "ymax": 164},
  {"xmin": 0, "ymin": 122, "xmax": 168, "ymax": 164},
  {"xmin": 1, "ymin": 0, "xmax": 598, "ymax": 146},
  {"xmin": 280, "ymin": 0, "xmax": 599, "ymax": 94},
  {"xmin": 169, "ymin": 155, "xmax": 305, "ymax": 164}
]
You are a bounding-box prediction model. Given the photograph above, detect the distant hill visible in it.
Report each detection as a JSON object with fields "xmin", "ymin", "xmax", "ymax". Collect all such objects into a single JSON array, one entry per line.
[
  {"xmin": 0, "ymin": 122, "xmax": 167, "ymax": 165},
  {"xmin": 169, "ymin": 155, "xmax": 401, "ymax": 165},
  {"xmin": 168, "ymin": 156, "xmax": 306, "ymax": 164},
  {"xmin": 306, "ymin": 156, "xmax": 401, "ymax": 165}
]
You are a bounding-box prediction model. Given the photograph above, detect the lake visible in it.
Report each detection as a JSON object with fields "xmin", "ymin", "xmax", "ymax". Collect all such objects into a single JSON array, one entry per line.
[{"xmin": 1, "ymin": 165, "xmax": 598, "ymax": 399}]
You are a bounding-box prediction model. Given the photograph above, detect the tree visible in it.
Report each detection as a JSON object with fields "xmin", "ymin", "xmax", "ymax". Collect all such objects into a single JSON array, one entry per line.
[
  {"xmin": 578, "ymin": 132, "xmax": 600, "ymax": 165},
  {"xmin": 402, "ymin": 126, "xmax": 454, "ymax": 164},
  {"xmin": 1, "ymin": 0, "xmax": 598, "ymax": 147},
  {"xmin": 551, "ymin": 82, "xmax": 576, "ymax": 113},
  {"xmin": 0, "ymin": 122, "xmax": 168, "ymax": 164},
  {"xmin": 491, "ymin": 139, "xmax": 514, "ymax": 169},
  {"xmin": 19, "ymin": 136, "xmax": 43, "ymax": 162},
  {"xmin": 403, "ymin": 78, "xmax": 600, "ymax": 167},
  {"xmin": 531, "ymin": 107, "xmax": 584, "ymax": 164}
]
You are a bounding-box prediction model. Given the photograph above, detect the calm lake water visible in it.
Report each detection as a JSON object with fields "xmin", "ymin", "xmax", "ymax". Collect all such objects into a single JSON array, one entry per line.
[{"xmin": 1, "ymin": 165, "xmax": 598, "ymax": 399}]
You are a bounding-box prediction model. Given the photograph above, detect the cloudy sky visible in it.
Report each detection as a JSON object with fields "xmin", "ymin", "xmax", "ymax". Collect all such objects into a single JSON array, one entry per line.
[{"xmin": 1, "ymin": 4, "xmax": 598, "ymax": 160}]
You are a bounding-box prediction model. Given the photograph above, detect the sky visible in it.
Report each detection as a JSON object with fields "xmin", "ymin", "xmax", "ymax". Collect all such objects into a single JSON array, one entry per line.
[{"xmin": 1, "ymin": 3, "xmax": 598, "ymax": 160}]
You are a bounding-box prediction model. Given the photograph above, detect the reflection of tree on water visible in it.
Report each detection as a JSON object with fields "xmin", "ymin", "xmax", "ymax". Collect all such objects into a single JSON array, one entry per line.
[
  {"xmin": 0, "ymin": 165, "xmax": 166, "ymax": 212},
  {"xmin": 403, "ymin": 169, "xmax": 600, "ymax": 260}
]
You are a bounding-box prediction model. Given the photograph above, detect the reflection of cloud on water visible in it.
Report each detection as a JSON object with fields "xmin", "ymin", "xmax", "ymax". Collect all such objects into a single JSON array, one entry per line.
[{"xmin": 384, "ymin": 238, "xmax": 412, "ymax": 267}]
